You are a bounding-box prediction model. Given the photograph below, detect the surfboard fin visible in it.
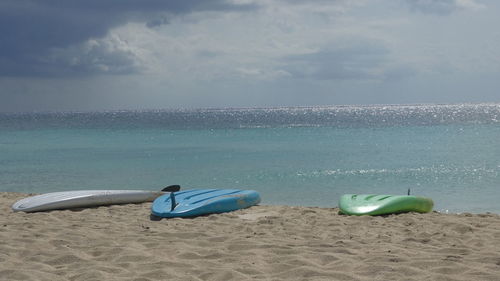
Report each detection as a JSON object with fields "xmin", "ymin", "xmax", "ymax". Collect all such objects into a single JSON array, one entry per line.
[
  {"xmin": 170, "ymin": 192, "xmax": 178, "ymax": 211},
  {"xmin": 162, "ymin": 185, "xmax": 181, "ymax": 192}
]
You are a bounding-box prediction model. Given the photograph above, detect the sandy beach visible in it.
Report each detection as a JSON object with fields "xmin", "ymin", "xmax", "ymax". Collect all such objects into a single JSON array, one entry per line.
[{"xmin": 2, "ymin": 192, "xmax": 500, "ymax": 281}]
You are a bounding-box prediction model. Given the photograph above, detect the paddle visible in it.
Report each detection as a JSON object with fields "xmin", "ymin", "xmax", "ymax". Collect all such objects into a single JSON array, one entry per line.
[{"xmin": 162, "ymin": 185, "xmax": 181, "ymax": 192}]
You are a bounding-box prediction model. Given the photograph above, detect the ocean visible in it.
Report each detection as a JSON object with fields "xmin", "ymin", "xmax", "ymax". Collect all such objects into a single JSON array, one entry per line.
[{"xmin": 1, "ymin": 104, "xmax": 499, "ymax": 213}]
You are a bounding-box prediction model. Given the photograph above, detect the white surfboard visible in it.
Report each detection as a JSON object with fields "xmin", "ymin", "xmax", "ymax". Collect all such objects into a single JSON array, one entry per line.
[{"xmin": 12, "ymin": 187, "xmax": 180, "ymax": 212}]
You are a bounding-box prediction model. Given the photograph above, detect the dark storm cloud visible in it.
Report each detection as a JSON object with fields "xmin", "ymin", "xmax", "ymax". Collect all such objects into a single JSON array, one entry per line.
[
  {"xmin": 278, "ymin": 0, "xmax": 340, "ymax": 3},
  {"xmin": 0, "ymin": 0, "xmax": 256, "ymax": 77},
  {"xmin": 282, "ymin": 43, "xmax": 393, "ymax": 80}
]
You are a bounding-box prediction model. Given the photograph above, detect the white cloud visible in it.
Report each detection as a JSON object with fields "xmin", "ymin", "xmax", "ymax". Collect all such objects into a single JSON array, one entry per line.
[
  {"xmin": 1, "ymin": 0, "xmax": 499, "ymax": 111},
  {"xmin": 97, "ymin": 1, "xmax": 396, "ymax": 82},
  {"xmin": 456, "ymin": 0, "xmax": 485, "ymax": 10},
  {"xmin": 45, "ymin": 34, "xmax": 144, "ymax": 75},
  {"xmin": 405, "ymin": 0, "xmax": 485, "ymax": 14},
  {"xmin": 65, "ymin": 0, "xmax": 495, "ymax": 85}
]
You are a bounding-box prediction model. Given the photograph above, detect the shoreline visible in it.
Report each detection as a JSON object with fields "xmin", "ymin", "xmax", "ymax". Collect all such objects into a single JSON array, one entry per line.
[{"xmin": 2, "ymin": 192, "xmax": 500, "ymax": 280}]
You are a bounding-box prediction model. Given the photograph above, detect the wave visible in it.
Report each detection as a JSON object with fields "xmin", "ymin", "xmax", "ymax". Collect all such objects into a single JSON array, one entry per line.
[
  {"xmin": 1, "ymin": 103, "xmax": 499, "ymax": 130},
  {"xmin": 297, "ymin": 165, "xmax": 500, "ymax": 179}
]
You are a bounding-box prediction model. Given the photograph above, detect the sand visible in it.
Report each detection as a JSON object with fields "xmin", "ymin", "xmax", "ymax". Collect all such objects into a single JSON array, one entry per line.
[{"xmin": 1, "ymin": 192, "xmax": 500, "ymax": 281}]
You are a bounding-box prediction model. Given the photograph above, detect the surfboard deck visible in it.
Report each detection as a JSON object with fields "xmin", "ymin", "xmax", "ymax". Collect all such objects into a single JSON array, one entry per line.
[
  {"xmin": 12, "ymin": 190, "xmax": 167, "ymax": 212},
  {"xmin": 151, "ymin": 189, "xmax": 261, "ymax": 218},
  {"xmin": 339, "ymin": 194, "xmax": 434, "ymax": 216}
]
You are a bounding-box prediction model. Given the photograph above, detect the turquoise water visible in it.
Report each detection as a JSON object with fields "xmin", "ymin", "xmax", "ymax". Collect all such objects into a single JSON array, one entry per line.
[{"xmin": 1, "ymin": 104, "xmax": 499, "ymax": 213}]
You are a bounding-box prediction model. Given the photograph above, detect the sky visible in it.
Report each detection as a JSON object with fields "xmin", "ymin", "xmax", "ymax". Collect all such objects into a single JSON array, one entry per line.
[{"xmin": 0, "ymin": 0, "xmax": 499, "ymax": 112}]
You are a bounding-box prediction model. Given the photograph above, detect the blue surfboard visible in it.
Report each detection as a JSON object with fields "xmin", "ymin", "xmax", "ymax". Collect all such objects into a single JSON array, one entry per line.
[{"xmin": 151, "ymin": 189, "xmax": 261, "ymax": 218}]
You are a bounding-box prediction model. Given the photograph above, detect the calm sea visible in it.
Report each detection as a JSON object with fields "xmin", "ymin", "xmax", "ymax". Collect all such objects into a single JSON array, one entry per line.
[{"xmin": 1, "ymin": 104, "xmax": 499, "ymax": 213}]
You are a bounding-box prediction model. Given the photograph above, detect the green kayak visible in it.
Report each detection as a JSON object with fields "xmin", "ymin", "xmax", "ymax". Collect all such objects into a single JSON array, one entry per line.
[{"xmin": 339, "ymin": 194, "xmax": 434, "ymax": 216}]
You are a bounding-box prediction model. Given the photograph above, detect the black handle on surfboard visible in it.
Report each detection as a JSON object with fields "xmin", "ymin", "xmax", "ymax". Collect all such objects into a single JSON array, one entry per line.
[{"xmin": 162, "ymin": 185, "xmax": 181, "ymax": 192}]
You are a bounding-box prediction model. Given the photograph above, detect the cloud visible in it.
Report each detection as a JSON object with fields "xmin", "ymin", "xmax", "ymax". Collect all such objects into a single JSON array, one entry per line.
[
  {"xmin": 280, "ymin": 41, "xmax": 405, "ymax": 81},
  {"xmin": 404, "ymin": 0, "xmax": 484, "ymax": 15},
  {"xmin": 44, "ymin": 36, "xmax": 143, "ymax": 76},
  {"xmin": 0, "ymin": 0, "xmax": 256, "ymax": 77}
]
